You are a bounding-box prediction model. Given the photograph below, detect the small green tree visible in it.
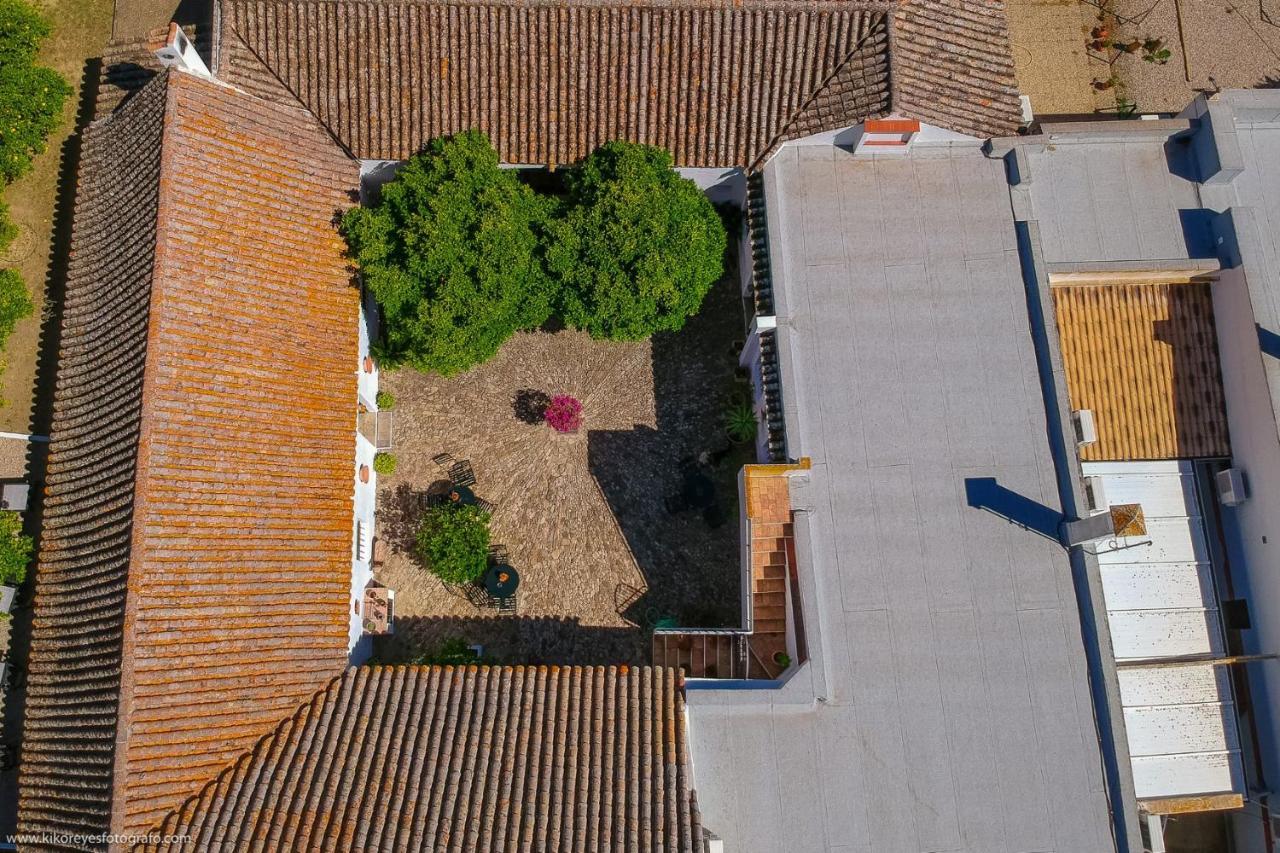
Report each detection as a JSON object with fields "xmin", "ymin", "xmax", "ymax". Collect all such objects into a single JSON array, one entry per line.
[
  {"xmin": 548, "ymin": 141, "xmax": 726, "ymax": 340},
  {"xmin": 341, "ymin": 131, "xmax": 555, "ymax": 376},
  {"xmin": 415, "ymin": 503, "xmax": 491, "ymax": 584},
  {"xmin": 0, "ymin": 201, "xmax": 16, "ymax": 256},
  {"xmin": 0, "ymin": 269, "xmax": 32, "ymax": 344},
  {"xmin": 0, "ymin": 510, "xmax": 32, "ymax": 586},
  {"xmin": 0, "ymin": 0, "xmax": 72, "ymax": 184}
]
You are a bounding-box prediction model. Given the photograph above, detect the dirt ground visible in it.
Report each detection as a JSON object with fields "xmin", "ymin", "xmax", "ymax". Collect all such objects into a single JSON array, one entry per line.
[
  {"xmin": 373, "ymin": 274, "xmax": 750, "ymax": 665},
  {"xmin": 1007, "ymin": 0, "xmax": 1115, "ymax": 115},
  {"xmin": 1008, "ymin": 0, "xmax": 1280, "ymax": 119},
  {"xmin": 1108, "ymin": 0, "xmax": 1280, "ymax": 112}
]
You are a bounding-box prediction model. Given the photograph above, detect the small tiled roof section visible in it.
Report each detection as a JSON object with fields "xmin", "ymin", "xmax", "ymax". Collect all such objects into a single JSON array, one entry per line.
[
  {"xmin": 18, "ymin": 68, "xmax": 361, "ymax": 844},
  {"xmin": 891, "ymin": 0, "xmax": 1023, "ymax": 138},
  {"xmin": 145, "ymin": 665, "xmax": 706, "ymax": 852},
  {"xmin": 215, "ymin": 0, "xmax": 905, "ymax": 168},
  {"xmin": 1052, "ymin": 282, "xmax": 1230, "ymax": 461}
]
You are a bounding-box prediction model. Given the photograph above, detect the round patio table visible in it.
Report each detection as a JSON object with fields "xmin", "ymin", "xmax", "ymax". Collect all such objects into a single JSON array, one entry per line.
[
  {"xmin": 484, "ymin": 564, "xmax": 519, "ymax": 599},
  {"xmin": 446, "ymin": 485, "xmax": 477, "ymax": 506}
]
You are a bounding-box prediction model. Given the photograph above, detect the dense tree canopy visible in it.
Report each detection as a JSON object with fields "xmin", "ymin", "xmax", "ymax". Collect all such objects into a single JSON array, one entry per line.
[
  {"xmin": 341, "ymin": 130, "xmax": 555, "ymax": 376},
  {"xmin": 548, "ymin": 141, "xmax": 726, "ymax": 341},
  {"xmin": 344, "ymin": 135, "xmax": 728, "ymax": 374},
  {"xmin": 0, "ymin": 0, "xmax": 71, "ymax": 184}
]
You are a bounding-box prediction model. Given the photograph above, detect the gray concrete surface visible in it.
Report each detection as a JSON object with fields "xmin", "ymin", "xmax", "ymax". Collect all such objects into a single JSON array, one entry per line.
[{"xmin": 687, "ymin": 141, "xmax": 1118, "ymax": 853}]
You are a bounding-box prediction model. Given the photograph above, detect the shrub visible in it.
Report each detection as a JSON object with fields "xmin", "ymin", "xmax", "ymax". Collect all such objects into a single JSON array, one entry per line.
[
  {"xmin": 0, "ymin": 510, "xmax": 32, "ymax": 586},
  {"xmin": 375, "ymin": 389, "xmax": 396, "ymax": 410},
  {"xmin": 415, "ymin": 503, "xmax": 491, "ymax": 584},
  {"xmin": 0, "ymin": 0, "xmax": 71, "ymax": 184},
  {"xmin": 409, "ymin": 637, "xmax": 493, "ymax": 666},
  {"xmin": 372, "ymin": 452, "xmax": 396, "ymax": 475},
  {"xmin": 0, "ymin": 269, "xmax": 32, "ymax": 345},
  {"xmin": 548, "ymin": 141, "xmax": 726, "ymax": 340},
  {"xmin": 341, "ymin": 131, "xmax": 555, "ymax": 376},
  {"xmin": 0, "ymin": 201, "xmax": 16, "ymax": 256},
  {"xmin": 512, "ymin": 388, "xmax": 550, "ymax": 425},
  {"xmin": 544, "ymin": 394, "xmax": 582, "ymax": 433}
]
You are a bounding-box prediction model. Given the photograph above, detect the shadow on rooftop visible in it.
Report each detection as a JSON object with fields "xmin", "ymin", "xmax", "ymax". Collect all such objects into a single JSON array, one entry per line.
[
  {"xmin": 1257, "ymin": 323, "xmax": 1280, "ymax": 359},
  {"xmin": 964, "ymin": 477, "xmax": 1064, "ymax": 541}
]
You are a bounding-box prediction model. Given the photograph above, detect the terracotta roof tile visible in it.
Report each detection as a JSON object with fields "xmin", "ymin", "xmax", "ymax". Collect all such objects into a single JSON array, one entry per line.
[
  {"xmin": 1052, "ymin": 282, "xmax": 1230, "ymax": 461},
  {"xmin": 18, "ymin": 69, "xmax": 362, "ymax": 844},
  {"xmin": 216, "ymin": 0, "xmax": 900, "ymax": 167},
  {"xmin": 17, "ymin": 71, "xmax": 170, "ymax": 846},
  {"xmin": 891, "ymin": 0, "xmax": 1023, "ymax": 137},
  {"xmin": 144, "ymin": 666, "xmax": 705, "ymax": 852}
]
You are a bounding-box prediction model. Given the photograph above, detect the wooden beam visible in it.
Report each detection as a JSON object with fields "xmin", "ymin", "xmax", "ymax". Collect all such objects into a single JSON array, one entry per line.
[
  {"xmin": 1140, "ymin": 793, "xmax": 1245, "ymax": 815},
  {"xmin": 1049, "ymin": 269, "xmax": 1219, "ymax": 287}
]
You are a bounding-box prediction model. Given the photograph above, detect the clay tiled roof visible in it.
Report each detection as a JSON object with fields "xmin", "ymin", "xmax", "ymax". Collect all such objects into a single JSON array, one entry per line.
[
  {"xmin": 144, "ymin": 666, "xmax": 705, "ymax": 852},
  {"xmin": 18, "ymin": 73, "xmax": 169, "ymax": 845},
  {"xmin": 18, "ymin": 69, "xmax": 361, "ymax": 843},
  {"xmin": 891, "ymin": 0, "xmax": 1024, "ymax": 138},
  {"xmin": 212, "ymin": 0, "xmax": 1019, "ymax": 168},
  {"xmin": 1052, "ymin": 282, "xmax": 1230, "ymax": 461}
]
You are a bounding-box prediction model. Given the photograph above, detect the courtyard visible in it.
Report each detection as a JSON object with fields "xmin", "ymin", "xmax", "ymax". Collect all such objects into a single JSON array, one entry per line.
[{"xmin": 373, "ymin": 271, "xmax": 750, "ymax": 665}]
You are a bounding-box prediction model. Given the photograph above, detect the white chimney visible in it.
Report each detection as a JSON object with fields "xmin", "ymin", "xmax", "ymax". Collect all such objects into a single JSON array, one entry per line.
[{"xmin": 153, "ymin": 23, "xmax": 210, "ymax": 78}]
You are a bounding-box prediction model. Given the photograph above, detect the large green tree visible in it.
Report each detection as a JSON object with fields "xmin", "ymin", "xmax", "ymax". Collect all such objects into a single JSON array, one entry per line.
[
  {"xmin": 0, "ymin": 0, "xmax": 71, "ymax": 184},
  {"xmin": 548, "ymin": 141, "xmax": 726, "ymax": 341},
  {"xmin": 341, "ymin": 130, "xmax": 555, "ymax": 376}
]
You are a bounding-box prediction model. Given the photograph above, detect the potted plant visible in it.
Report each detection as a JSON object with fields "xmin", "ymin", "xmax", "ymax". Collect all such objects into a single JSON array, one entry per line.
[
  {"xmin": 375, "ymin": 390, "xmax": 396, "ymax": 410},
  {"xmin": 373, "ymin": 452, "xmax": 397, "ymax": 475},
  {"xmin": 544, "ymin": 394, "xmax": 583, "ymax": 433},
  {"xmin": 415, "ymin": 503, "xmax": 492, "ymax": 584},
  {"xmin": 773, "ymin": 651, "xmax": 791, "ymax": 670},
  {"xmin": 724, "ymin": 400, "xmax": 758, "ymax": 443}
]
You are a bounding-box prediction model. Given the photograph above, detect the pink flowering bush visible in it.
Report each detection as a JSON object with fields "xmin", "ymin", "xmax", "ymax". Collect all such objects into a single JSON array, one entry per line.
[{"xmin": 545, "ymin": 394, "xmax": 583, "ymax": 433}]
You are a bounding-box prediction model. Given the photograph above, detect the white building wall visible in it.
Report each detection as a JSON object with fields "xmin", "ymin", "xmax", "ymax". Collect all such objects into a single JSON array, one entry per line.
[
  {"xmin": 1212, "ymin": 266, "xmax": 1280, "ymax": 794},
  {"xmin": 348, "ymin": 302, "xmax": 380, "ymax": 660}
]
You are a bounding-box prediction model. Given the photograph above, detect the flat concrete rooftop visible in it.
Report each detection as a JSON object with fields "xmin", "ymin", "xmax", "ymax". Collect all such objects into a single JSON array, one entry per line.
[{"xmin": 687, "ymin": 140, "xmax": 1117, "ymax": 853}]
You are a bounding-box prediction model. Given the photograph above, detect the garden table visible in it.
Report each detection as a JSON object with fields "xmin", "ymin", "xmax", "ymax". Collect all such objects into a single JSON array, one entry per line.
[
  {"xmin": 484, "ymin": 564, "xmax": 520, "ymax": 599},
  {"xmin": 447, "ymin": 485, "xmax": 478, "ymax": 506}
]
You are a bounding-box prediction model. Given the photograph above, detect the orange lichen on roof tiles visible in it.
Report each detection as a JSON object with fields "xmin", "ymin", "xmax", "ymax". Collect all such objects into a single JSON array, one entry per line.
[
  {"xmin": 114, "ymin": 71, "xmax": 360, "ymax": 835},
  {"xmin": 1052, "ymin": 281, "xmax": 1229, "ymax": 462}
]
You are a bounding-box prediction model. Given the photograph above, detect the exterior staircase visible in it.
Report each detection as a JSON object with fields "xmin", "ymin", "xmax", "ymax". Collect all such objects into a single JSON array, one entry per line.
[{"xmin": 746, "ymin": 473, "xmax": 793, "ymax": 679}]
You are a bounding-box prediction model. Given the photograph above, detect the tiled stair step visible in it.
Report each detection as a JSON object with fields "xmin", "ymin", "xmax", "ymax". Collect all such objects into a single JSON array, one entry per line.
[
  {"xmin": 754, "ymin": 618, "xmax": 787, "ymax": 634},
  {"xmin": 752, "ymin": 571, "xmax": 783, "ymax": 591},
  {"xmin": 754, "ymin": 604, "xmax": 787, "ymax": 623}
]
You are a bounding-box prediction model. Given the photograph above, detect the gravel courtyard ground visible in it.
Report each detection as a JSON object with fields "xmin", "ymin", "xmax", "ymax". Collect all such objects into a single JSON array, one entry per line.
[{"xmin": 374, "ymin": 272, "xmax": 750, "ymax": 664}]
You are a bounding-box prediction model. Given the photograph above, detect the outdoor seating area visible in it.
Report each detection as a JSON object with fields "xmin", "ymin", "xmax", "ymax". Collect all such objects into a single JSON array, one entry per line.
[{"xmin": 372, "ymin": 274, "xmax": 749, "ymax": 664}]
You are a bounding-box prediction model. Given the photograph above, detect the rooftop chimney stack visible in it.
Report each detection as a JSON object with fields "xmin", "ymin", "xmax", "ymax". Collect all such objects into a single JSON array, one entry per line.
[{"xmin": 154, "ymin": 23, "xmax": 211, "ymax": 78}]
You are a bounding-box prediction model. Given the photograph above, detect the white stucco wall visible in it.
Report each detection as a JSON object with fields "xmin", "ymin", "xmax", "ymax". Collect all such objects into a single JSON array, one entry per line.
[
  {"xmin": 349, "ymin": 301, "xmax": 380, "ymax": 659},
  {"xmin": 674, "ymin": 167, "xmax": 746, "ymax": 207},
  {"xmin": 1211, "ymin": 266, "xmax": 1280, "ymax": 792}
]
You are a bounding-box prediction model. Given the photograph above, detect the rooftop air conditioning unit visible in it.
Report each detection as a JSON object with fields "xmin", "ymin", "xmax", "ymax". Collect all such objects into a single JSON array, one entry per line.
[
  {"xmin": 1216, "ymin": 467, "xmax": 1247, "ymax": 506},
  {"xmin": 1072, "ymin": 409, "xmax": 1097, "ymax": 447},
  {"xmin": 1083, "ymin": 475, "xmax": 1108, "ymax": 515}
]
